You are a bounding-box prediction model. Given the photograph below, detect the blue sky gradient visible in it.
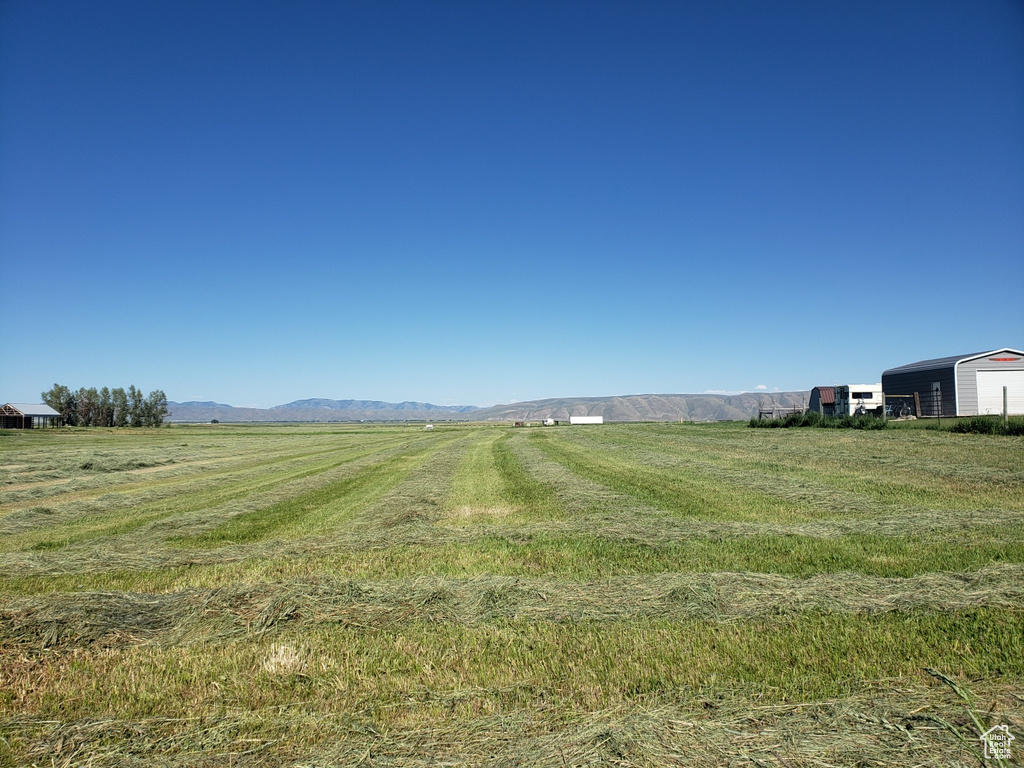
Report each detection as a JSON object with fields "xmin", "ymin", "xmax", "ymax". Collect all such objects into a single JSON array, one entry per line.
[{"xmin": 2, "ymin": 0, "xmax": 1022, "ymax": 407}]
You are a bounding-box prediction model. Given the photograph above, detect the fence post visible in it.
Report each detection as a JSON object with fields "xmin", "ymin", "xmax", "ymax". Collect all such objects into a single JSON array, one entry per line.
[{"xmin": 1005, "ymin": 386, "xmax": 1009, "ymax": 428}]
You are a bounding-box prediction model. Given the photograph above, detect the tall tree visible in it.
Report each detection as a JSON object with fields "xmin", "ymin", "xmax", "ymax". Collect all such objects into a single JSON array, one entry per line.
[
  {"xmin": 143, "ymin": 390, "xmax": 169, "ymax": 427},
  {"xmin": 41, "ymin": 383, "xmax": 75, "ymax": 426},
  {"xmin": 98, "ymin": 387, "xmax": 113, "ymax": 427},
  {"xmin": 77, "ymin": 387, "xmax": 100, "ymax": 427},
  {"xmin": 40, "ymin": 383, "xmax": 168, "ymax": 428},
  {"xmin": 111, "ymin": 388, "xmax": 129, "ymax": 427},
  {"xmin": 127, "ymin": 385, "xmax": 144, "ymax": 427}
]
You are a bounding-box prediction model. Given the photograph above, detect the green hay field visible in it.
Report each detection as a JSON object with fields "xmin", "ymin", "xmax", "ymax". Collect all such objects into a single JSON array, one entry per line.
[{"xmin": 1, "ymin": 422, "xmax": 1022, "ymax": 766}]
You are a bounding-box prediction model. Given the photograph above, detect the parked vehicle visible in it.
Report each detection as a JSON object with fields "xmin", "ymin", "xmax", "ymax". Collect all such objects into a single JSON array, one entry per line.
[{"xmin": 833, "ymin": 384, "xmax": 884, "ymax": 416}]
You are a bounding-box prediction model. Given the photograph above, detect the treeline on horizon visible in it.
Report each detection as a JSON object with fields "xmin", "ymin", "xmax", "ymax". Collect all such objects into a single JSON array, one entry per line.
[{"xmin": 41, "ymin": 383, "xmax": 169, "ymax": 427}]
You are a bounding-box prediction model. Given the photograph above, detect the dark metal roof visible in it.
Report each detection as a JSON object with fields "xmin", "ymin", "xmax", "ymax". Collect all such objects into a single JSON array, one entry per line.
[
  {"xmin": 883, "ymin": 349, "xmax": 1024, "ymax": 377},
  {"xmin": 811, "ymin": 386, "xmax": 834, "ymax": 404}
]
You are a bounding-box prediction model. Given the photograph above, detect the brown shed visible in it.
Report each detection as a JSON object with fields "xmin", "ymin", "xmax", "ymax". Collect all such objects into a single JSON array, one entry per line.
[{"xmin": 808, "ymin": 386, "xmax": 835, "ymax": 416}]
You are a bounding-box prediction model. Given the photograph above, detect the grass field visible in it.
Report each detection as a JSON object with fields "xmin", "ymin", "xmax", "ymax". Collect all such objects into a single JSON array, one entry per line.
[{"xmin": 1, "ymin": 422, "xmax": 1022, "ymax": 766}]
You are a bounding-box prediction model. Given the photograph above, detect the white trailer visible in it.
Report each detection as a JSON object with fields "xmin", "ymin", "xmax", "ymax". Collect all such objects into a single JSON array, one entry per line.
[
  {"xmin": 833, "ymin": 384, "xmax": 884, "ymax": 416},
  {"xmin": 569, "ymin": 416, "xmax": 604, "ymax": 425}
]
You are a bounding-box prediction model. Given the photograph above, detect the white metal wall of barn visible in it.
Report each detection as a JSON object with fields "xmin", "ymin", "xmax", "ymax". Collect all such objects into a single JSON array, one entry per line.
[{"xmin": 954, "ymin": 350, "xmax": 1024, "ymax": 415}]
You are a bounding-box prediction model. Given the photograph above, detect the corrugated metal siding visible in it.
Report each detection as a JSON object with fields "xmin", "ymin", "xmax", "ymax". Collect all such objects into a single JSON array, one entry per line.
[
  {"xmin": 957, "ymin": 365, "xmax": 976, "ymax": 415},
  {"xmin": 956, "ymin": 350, "xmax": 1024, "ymax": 415},
  {"xmin": 883, "ymin": 349, "xmax": 1024, "ymax": 416},
  {"xmin": 882, "ymin": 367, "xmax": 956, "ymax": 417}
]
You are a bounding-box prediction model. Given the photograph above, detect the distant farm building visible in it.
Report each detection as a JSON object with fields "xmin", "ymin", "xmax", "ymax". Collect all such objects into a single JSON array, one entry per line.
[
  {"xmin": 808, "ymin": 387, "xmax": 835, "ymax": 416},
  {"xmin": 882, "ymin": 348, "xmax": 1024, "ymax": 417},
  {"xmin": 1, "ymin": 403, "xmax": 61, "ymax": 429},
  {"xmin": 569, "ymin": 416, "xmax": 604, "ymax": 425}
]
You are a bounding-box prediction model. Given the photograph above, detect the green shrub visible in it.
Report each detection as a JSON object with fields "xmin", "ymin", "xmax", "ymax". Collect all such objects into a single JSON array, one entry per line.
[
  {"xmin": 947, "ymin": 416, "xmax": 1024, "ymax": 436},
  {"xmin": 749, "ymin": 412, "xmax": 886, "ymax": 430}
]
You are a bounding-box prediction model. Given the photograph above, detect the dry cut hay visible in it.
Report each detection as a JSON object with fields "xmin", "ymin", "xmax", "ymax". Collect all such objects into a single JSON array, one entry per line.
[
  {"xmin": 3, "ymin": 678, "xmax": 1021, "ymax": 766},
  {"xmin": 2, "ymin": 564, "xmax": 1023, "ymax": 650}
]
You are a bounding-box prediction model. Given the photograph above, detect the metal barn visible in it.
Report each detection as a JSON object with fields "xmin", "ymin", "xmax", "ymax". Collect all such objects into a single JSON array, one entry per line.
[
  {"xmin": 808, "ymin": 387, "xmax": 835, "ymax": 416},
  {"xmin": 0, "ymin": 403, "xmax": 62, "ymax": 429},
  {"xmin": 881, "ymin": 348, "xmax": 1024, "ymax": 417}
]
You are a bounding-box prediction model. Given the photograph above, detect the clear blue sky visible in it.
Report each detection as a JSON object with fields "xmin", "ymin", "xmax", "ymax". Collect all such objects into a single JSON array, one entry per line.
[{"xmin": 2, "ymin": 0, "xmax": 1022, "ymax": 407}]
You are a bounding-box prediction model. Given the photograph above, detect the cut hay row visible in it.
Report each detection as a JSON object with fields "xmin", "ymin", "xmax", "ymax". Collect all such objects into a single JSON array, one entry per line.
[
  {"xmin": 4, "ymin": 680, "xmax": 1022, "ymax": 768},
  {"xmin": 3, "ymin": 565, "xmax": 1024, "ymax": 649}
]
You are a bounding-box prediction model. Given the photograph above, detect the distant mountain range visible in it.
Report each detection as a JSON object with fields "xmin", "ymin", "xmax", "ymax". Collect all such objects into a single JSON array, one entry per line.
[
  {"xmin": 167, "ymin": 392, "xmax": 810, "ymax": 423},
  {"xmin": 271, "ymin": 398, "xmax": 479, "ymax": 413},
  {"xmin": 471, "ymin": 392, "xmax": 810, "ymax": 422},
  {"xmin": 168, "ymin": 399, "xmax": 479, "ymax": 423}
]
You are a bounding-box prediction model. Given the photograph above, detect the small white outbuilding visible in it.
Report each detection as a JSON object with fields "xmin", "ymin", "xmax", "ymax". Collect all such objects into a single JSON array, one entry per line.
[{"xmin": 569, "ymin": 416, "xmax": 604, "ymax": 425}]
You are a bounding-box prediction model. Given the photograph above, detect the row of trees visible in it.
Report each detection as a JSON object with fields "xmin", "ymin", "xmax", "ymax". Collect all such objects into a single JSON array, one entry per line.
[{"xmin": 41, "ymin": 384, "xmax": 169, "ymax": 427}]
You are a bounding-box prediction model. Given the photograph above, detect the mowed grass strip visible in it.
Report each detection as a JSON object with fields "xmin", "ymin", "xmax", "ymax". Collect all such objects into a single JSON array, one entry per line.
[
  {"xmin": 0, "ymin": 431, "xmax": 412, "ymax": 516},
  {"xmin": 445, "ymin": 429, "xmax": 507, "ymax": 521},
  {"xmin": 491, "ymin": 433, "xmax": 562, "ymax": 521},
  {"xmin": 3, "ymin": 438, "xmax": 414, "ymax": 552},
  {"xmin": 367, "ymin": 528, "xmax": 1024, "ymax": 579},
  {"xmin": 184, "ymin": 434, "xmax": 458, "ymax": 546},
  {"xmin": 584, "ymin": 423, "xmax": 1024, "ymax": 512},
  {"xmin": 529, "ymin": 429, "xmax": 809, "ymax": 522}
]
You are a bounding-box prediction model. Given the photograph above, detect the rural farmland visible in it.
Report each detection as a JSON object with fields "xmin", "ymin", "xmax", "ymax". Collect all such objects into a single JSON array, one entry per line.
[{"xmin": 1, "ymin": 422, "xmax": 1022, "ymax": 766}]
